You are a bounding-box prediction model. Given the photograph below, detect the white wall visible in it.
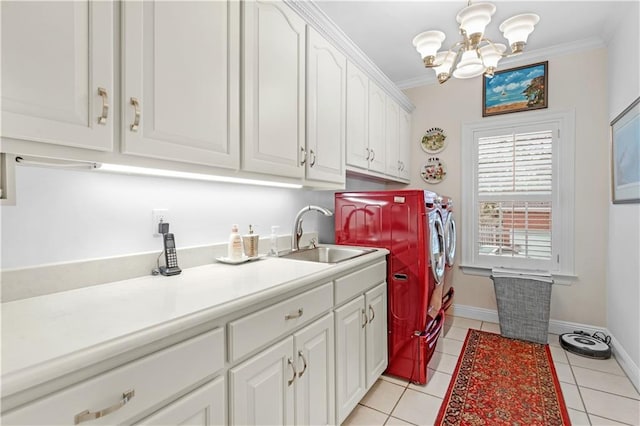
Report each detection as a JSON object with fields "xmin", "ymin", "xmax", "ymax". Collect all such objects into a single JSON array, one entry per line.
[
  {"xmin": 606, "ymin": 3, "xmax": 640, "ymax": 384},
  {"xmin": 0, "ymin": 165, "xmax": 345, "ymax": 269},
  {"xmin": 404, "ymin": 47, "xmax": 610, "ymax": 327}
]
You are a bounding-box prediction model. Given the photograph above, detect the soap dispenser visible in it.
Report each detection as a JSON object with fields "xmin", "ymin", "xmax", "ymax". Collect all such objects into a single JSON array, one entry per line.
[
  {"xmin": 268, "ymin": 225, "xmax": 279, "ymax": 257},
  {"xmin": 228, "ymin": 224, "xmax": 243, "ymax": 260}
]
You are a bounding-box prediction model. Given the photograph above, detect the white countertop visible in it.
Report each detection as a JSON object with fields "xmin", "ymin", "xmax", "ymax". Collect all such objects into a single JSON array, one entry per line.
[{"xmin": 1, "ymin": 249, "xmax": 387, "ymax": 398}]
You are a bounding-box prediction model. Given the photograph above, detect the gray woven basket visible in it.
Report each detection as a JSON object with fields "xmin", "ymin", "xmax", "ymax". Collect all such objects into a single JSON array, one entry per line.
[{"xmin": 491, "ymin": 275, "xmax": 552, "ymax": 344}]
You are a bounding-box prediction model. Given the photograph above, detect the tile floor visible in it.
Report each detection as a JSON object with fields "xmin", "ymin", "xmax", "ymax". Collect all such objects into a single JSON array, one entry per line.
[{"xmin": 342, "ymin": 316, "xmax": 640, "ymax": 426}]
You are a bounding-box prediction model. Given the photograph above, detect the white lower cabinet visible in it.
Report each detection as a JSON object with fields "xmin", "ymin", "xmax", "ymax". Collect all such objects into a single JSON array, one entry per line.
[
  {"xmin": 138, "ymin": 376, "xmax": 225, "ymax": 425},
  {"xmin": 334, "ymin": 274, "xmax": 388, "ymax": 424},
  {"xmin": 293, "ymin": 313, "xmax": 335, "ymax": 425},
  {"xmin": 230, "ymin": 313, "xmax": 334, "ymax": 426},
  {"xmin": 1, "ymin": 328, "xmax": 224, "ymax": 425}
]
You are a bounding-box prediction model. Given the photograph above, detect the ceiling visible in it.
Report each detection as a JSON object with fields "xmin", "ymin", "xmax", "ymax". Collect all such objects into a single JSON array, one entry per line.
[{"xmin": 315, "ymin": 1, "xmax": 636, "ymax": 88}]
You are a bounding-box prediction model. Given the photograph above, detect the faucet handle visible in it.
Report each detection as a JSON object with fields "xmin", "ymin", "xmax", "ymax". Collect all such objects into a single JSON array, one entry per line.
[{"xmin": 309, "ymin": 238, "xmax": 318, "ymax": 248}]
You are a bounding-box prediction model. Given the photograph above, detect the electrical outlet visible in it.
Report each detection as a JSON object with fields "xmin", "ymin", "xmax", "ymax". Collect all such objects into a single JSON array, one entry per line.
[{"xmin": 152, "ymin": 208, "xmax": 169, "ymax": 237}]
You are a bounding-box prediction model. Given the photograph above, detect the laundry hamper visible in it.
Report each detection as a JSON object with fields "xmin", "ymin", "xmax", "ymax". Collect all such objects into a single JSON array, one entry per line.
[{"xmin": 491, "ymin": 268, "xmax": 553, "ymax": 344}]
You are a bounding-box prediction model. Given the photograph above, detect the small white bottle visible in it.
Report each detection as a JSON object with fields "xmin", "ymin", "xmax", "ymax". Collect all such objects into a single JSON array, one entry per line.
[
  {"xmin": 228, "ymin": 224, "xmax": 243, "ymax": 261},
  {"xmin": 268, "ymin": 225, "xmax": 279, "ymax": 256}
]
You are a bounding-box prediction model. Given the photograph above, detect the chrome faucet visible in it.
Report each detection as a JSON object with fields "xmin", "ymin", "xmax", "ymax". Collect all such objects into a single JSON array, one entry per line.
[{"xmin": 292, "ymin": 205, "xmax": 333, "ymax": 251}]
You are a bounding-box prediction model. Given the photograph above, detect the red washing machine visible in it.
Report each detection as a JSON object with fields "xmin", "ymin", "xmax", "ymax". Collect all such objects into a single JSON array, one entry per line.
[
  {"xmin": 438, "ymin": 195, "xmax": 456, "ymax": 313},
  {"xmin": 334, "ymin": 190, "xmax": 446, "ymax": 384}
]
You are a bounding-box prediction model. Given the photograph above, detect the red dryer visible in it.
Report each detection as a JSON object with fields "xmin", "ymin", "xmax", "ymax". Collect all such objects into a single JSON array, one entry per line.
[{"xmin": 334, "ymin": 190, "xmax": 446, "ymax": 384}]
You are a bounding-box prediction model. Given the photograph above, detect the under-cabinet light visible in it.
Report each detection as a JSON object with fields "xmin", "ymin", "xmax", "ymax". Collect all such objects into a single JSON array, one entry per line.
[{"xmin": 97, "ymin": 163, "xmax": 303, "ymax": 189}]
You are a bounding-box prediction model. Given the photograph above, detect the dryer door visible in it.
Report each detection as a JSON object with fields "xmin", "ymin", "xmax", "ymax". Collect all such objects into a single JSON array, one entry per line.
[
  {"xmin": 444, "ymin": 213, "xmax": 456, "ymax": 267},
  {"xmin": 429, "ymin": 211, "xmax": 445, "ymax": 284}
]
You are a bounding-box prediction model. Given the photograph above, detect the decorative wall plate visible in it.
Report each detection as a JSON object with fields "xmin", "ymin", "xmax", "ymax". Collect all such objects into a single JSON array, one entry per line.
[
  {"xmin": 421, "ymin": 127, "xmax": 447, "ymax": 153},
  {"xmin": 420, "ymin": 157, "xmax": 447, "ymax": 184}
]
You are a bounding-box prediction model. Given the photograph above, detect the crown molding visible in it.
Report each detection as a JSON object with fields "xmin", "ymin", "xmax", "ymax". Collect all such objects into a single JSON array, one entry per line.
[
  {"xmin": 397, "ymin": 36, "xmax": 607, "ymax": 90},
  {"xmin": 284, "ymin": 0, "xmax": 415, "ymax": 112}
]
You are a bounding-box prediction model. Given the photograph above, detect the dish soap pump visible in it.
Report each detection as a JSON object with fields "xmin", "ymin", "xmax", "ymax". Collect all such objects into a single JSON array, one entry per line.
[
  {"xmin": 228, "ymin": 224, "xmax": 243, "ymax": 261},
  {"xmin": 268, "ymin": 225, "xmax": 279, "ymax": 257}
]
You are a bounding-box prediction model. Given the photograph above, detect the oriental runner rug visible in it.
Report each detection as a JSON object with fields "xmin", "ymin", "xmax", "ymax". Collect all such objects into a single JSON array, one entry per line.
[{"xmin": 435, "ymin": 329, "xmax": 571, "ymax": 426}]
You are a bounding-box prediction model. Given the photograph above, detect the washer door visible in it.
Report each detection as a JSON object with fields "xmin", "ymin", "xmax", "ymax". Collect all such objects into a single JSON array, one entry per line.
[
  {"xmin": 429, "ymin": 212, "xmax": 446, "ymax": 284},
  {"xmin": 444, "ymin": 213, "xmax": 456, "ymax": 267}
]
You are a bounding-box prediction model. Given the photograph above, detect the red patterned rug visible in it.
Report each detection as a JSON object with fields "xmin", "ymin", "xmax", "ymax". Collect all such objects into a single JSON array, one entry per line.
[{"xmin": 435, "ymin": 329, "xmax": 571, "ymax": 425}]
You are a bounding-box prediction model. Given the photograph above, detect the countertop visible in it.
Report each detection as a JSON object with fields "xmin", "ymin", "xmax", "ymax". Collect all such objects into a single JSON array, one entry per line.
[{"xmin": 1, "ymin": 248, "xmax": 388, "ymax": 399}]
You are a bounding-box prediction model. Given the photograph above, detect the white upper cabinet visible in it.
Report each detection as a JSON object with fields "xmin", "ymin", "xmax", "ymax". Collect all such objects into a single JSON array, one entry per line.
[
  {"xmin": 345, "ymin": 63, "xmax": 369, "ymax": 170},
  {"xmin": 1, "ymin": 1, "xmax": 113, "ymax": 151},
  {"xmin": 305, "ymin": 27, "xmax": 346, "ymax": 185},
  {"xmin": 384, "ymin": 96, "xmax": 400, "ymax": 177},
  {"xmin": 122, "ymin": 1, "xmax": 240, "ymax": 168},
  {"xmin": 367, "ymin": 83, "xmax": 387, "ymax": 174},
  {"xmin": 243, "ymin": 0, "xmax": 306, "ymax": 179},
  {"xmin": 398, "ymin": 108, "xmax": 412, "ymax": 181}
]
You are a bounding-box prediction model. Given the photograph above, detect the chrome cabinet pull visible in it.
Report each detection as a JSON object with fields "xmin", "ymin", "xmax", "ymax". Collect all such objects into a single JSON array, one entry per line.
[
  {"xmin": 129, "ymin": 97, "xmax": 140, "ymax": 132},
  {"xmin": 370, "ymin": 149, "xmax": 376, "ymax": 161},
  {"xmin": 309, "ymin": 149, "xmax": 316, "ymax": 167},
  {"xmin": 361, "ymin": 308, "xmax": 368, "ymax": 328},
  {"xmin": 97, "ymin": 87, "xmax": 109, "ymax": 125},
  {"xmin": 297, "ymin": 350, "xmax": 308, "ymax": 378},
  {"xmin": 369, "ymin": 305, "xmax": 375, "ymax": 323},
  {"xmin": 365, "ymin": 148, "xmax": 370, "ymax": 160},
  {"xmin": 300, "ymin": 146, "xmax": 307, "ymax": 165},
  {"xmin": 287, "ymin": 358, "xmax": 297, "ymax": 386},
  {"xmin": 285, "ymin": 308, "xmax": 303, "ymax": 320},
  {"xmin": 74, "ymin": 389, "xmax": 135, "ymax": 424}
]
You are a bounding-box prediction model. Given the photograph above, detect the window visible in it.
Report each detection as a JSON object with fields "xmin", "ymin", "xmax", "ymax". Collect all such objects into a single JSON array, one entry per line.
[{"xmin": 461, "ymin": 110, "xmax": 575, "ymax": 278}]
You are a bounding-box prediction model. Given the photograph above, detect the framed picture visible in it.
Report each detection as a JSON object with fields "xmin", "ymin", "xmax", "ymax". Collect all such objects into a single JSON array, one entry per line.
[
  {"xmin": 483, "ymin": 61, "xmax": 548, "ymax": 117},
  {"xmin": 611, "ymin": 96, "xmax": 640, "ymax": 204}
]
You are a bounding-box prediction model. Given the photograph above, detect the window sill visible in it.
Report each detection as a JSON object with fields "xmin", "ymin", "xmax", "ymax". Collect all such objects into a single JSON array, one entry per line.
[{"xmin": 459, "ymin": 264, "xmax": 578, "ymax": 286}]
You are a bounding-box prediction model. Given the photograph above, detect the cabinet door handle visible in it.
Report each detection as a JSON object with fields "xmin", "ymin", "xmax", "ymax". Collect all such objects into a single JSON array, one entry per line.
[
  {"xmin": 369, "ymin": 305, "xmax": 376, "ymax": 323},
  {"xmin": 361, "ymin": 308, "xmax": 368, "ymax": 328},
  {"xmin": 129, "ymin": 97, "xmax": 140, "ymax": 132},
  {"xmin": 365, "ymin": 148, "xmax": 370, "ymax": 160},
  {"xmin": 370, "ymin": 149, "xmax": 375, "ymax": 161},
  {"xmin": 297, "ymin": 350, "xmax": 308, "ymax": 378},
  {"xmin": 300, "ymin": 146, "xmax": 307, "ymax": 166},
  {"xmin": 285, "ymin": 308, "xmax": 303, "ymax": 320},
  {"xmin": 74, "ymin": 389, "xmax": 135, "ymax": 424},
  {"xmin": 309, "ymin": 149, "xmax": 316, "ymax": 167},
  {"xmin": 287, "ymin": 357, "xmax": 297, "ymax": 386},
  {"xmin": 97, "ymin": 87, "xmax": 109, "ymax": 125}
]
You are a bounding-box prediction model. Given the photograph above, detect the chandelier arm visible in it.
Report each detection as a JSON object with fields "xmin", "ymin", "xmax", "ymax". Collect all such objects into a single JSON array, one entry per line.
[
  {"xmin": 424, "ymin": 41, "xmax": 465, "ymax": 68},
  {"xmin": 479, "ymin": 38, "xmax": 510, "ymax": 58}
]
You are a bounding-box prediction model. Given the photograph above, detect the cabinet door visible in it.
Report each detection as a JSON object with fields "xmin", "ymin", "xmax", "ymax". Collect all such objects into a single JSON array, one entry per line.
[
  {"xmin": 398, "ymin": 108, "xmax": 412, "ymax": 181},
  {"xmin": 293, "ymin": 313, "xmax": 335, "ymax": 426},
  {"xmin": 139, "ymin": 376, "xmax": 225, "ymax": 425},
  {"xmin": 367, "ymin": 84, "xmax": 386, "ymax": 173},
  {"xmin": 230, "ymin": 337, "xmax": 294, "ymax": 426},
  {"xmin": 1, "ymin": 1, "xmax": 113, "ymax": 151},
  {"xmin": 122, "ymin": 1, "xmax": 239, "ymax": 168},
  {"xmin": 345, "ymin": 63, "xmax": 369, "ymax": 169},
  {"xmin": 306, "ymin": 28, "xmax": 346, "ymax": 184},
  {"xmin": 243, "ymin": 0, "xmax": 306, "ymax": 179},
  {"xmin": 365, "ymin": 283, "xmax": 388, "ymax": 388},
  {"xmin": 334, "ymin": 296, "xmax": 366, "ymax": 424},
  {"xmin": 384, "ymin": 97, "xmax": 400, "ymax": 177}
]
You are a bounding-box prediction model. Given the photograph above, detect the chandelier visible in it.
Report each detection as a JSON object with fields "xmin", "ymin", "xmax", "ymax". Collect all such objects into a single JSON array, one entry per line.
[{"xmin": 412, "ymin": 2, "xmax": 539, "ymax": 84}]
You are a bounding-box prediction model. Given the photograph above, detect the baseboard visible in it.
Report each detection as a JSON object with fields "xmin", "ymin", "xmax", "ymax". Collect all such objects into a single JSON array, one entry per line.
[
  {"xmin": 607, "ymin": 332, "xmax": 640, "ymax": 393},
  {"xmin": 451, "ymin": 303, "xmax": 640, "ymax": 393}
]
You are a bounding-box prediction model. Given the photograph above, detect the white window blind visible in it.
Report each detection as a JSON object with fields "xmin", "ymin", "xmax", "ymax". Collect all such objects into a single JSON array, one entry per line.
[
  {"xmin": 461, "ymin": 110, "xmax": 575, "ymax": 277},
  {"xmin": 477, "ymin": 129, "xmax": 553, "ymax": 263}
]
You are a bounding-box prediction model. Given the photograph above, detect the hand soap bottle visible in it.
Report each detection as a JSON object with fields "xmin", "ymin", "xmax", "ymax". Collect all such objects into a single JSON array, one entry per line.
[
  {"xmin": 268, "ymin": 225, "xmax": 279, "ymax": 257},
  {"xmin": 228, "ymin": 224, "xmax": 243, "ymax": 261}
]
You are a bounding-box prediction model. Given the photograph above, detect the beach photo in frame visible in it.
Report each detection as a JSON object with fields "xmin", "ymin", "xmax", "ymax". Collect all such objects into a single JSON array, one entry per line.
[
  {"xmin": 611, "ymin": 96, "xmax": 640, "ymax": 204},
  {"xmin": 483, "ymin": 61, "xmax": 548, "ymax": 117}
]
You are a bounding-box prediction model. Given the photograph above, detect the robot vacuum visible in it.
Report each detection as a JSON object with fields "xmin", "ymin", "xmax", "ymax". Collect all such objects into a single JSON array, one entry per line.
[{"xmin": 559, "ymin": 331, "xmax": 611, "ymax": 359}]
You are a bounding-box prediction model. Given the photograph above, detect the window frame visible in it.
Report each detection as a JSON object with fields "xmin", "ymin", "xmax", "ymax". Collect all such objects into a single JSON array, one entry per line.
[{"xmin": 461, "ymin": 109, "xmax": 576, "ymax": 282}]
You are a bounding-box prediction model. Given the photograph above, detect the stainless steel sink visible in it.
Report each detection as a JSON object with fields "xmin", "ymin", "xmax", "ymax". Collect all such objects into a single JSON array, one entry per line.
[{"xmin": 280, "ymin": 246, "xmax": 375, "ymax": 264}]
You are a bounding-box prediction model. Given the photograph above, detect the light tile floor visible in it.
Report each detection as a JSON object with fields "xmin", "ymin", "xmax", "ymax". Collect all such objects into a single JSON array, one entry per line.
[{"xmin": 342, "ymin": 315, "xmax": 640, "ymax": 426}]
